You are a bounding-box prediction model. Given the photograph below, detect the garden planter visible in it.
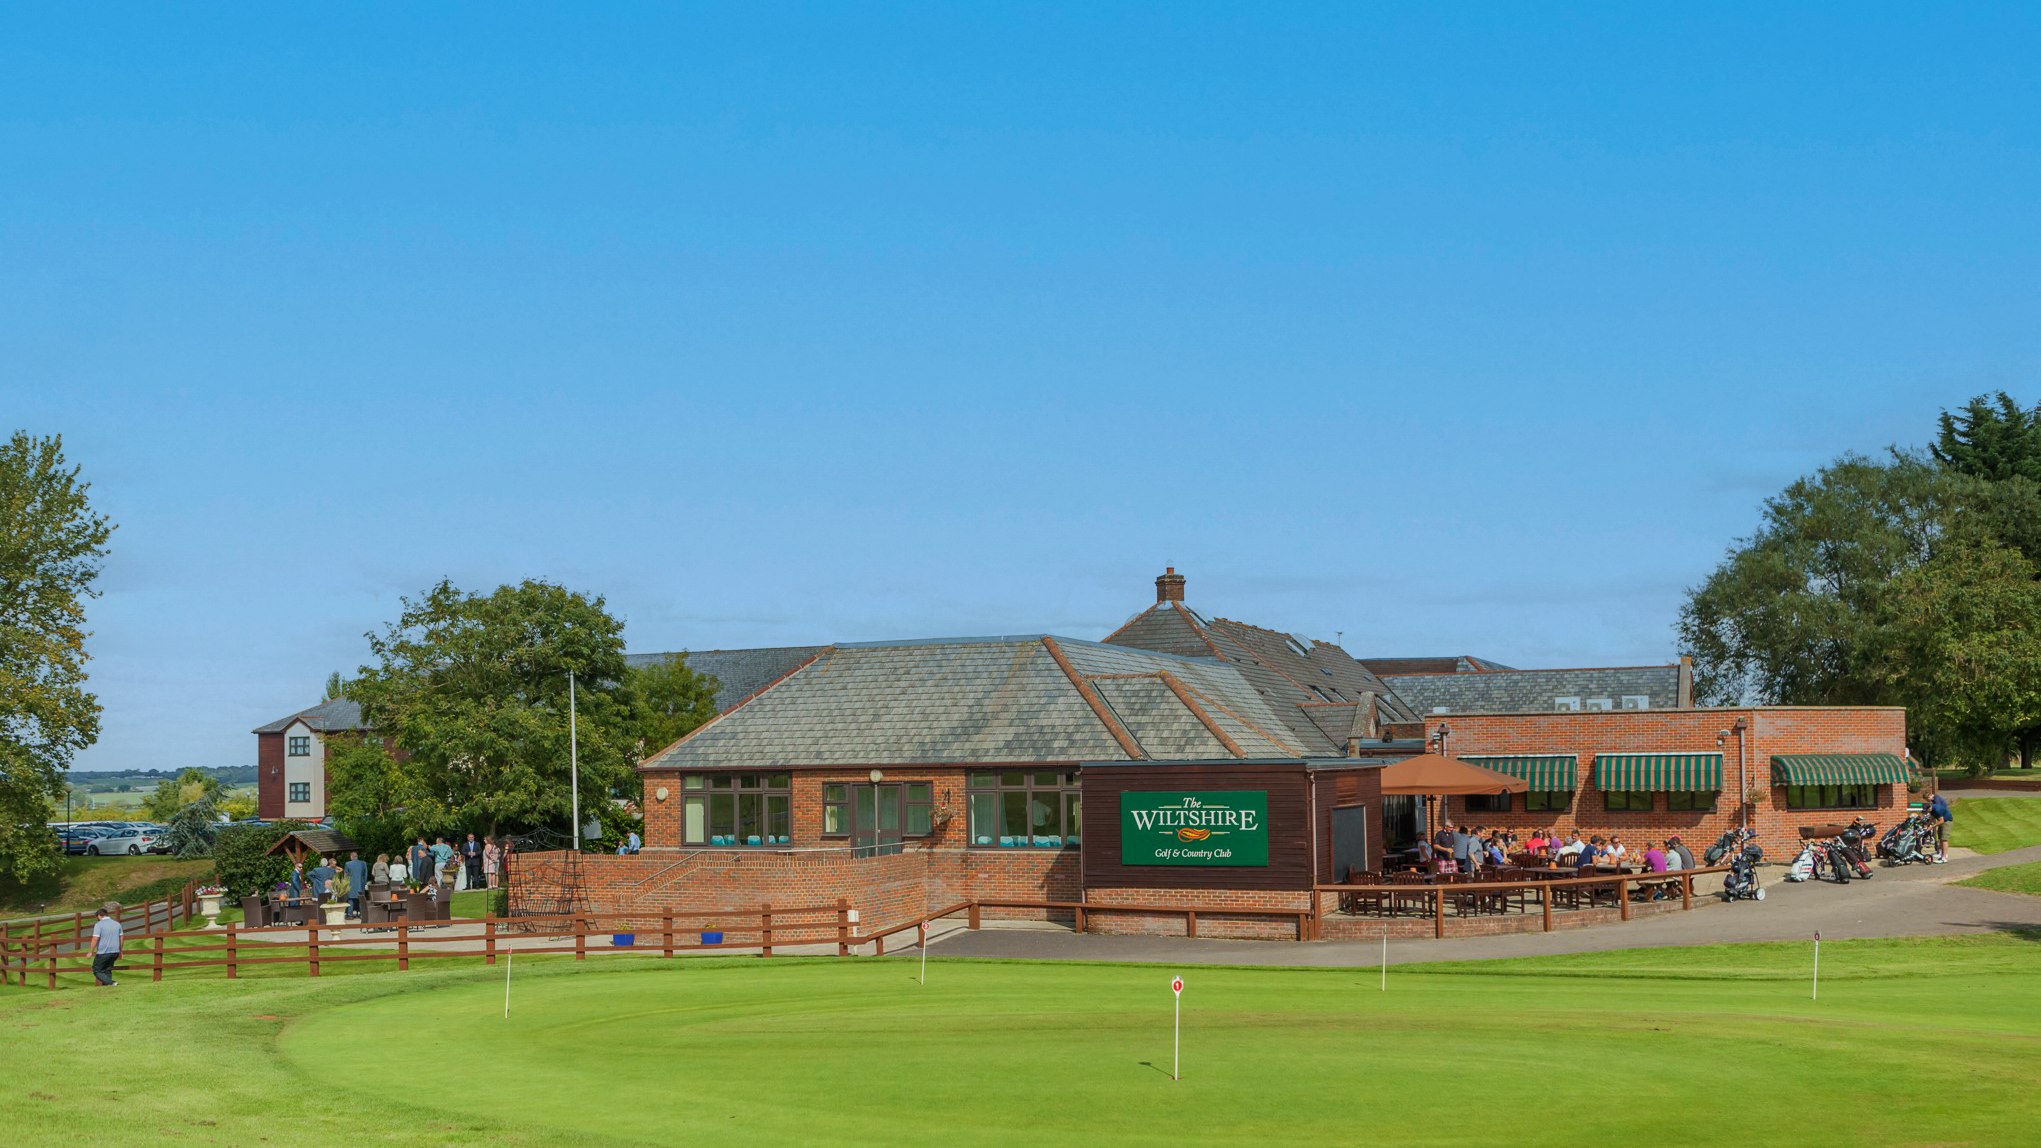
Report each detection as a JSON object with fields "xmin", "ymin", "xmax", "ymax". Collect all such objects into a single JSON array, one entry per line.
[{"xmin": 321, "ymin": 903, "xmax": 349, "ymax": 926}]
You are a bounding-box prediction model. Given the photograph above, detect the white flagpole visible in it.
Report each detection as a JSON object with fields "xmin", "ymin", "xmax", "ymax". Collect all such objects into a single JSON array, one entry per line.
[
  {"xmin": 569, "ymin": 670, "xmax": 580, "ymax": 851},
  {"xmin": 1173, "ymin": 989, "xmax": 1181, "ymax": 1081},
  {"xmin": 919, "ymin": 920, "xmax": 928, "ymax": 986},
  {"xmin": 1381, "ymin": 926, "xmax": 1388, "ymax": 991},
  {"xmin": 1812, "ymin": 931, "xmax": 1820, "ymax": 1001},
  {"xmin": 503, "ymin": 946, "xmax": 513, "ymax": 1019}
]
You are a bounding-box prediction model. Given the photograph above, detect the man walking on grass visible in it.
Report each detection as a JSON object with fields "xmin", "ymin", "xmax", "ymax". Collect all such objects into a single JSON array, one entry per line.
[{"xmin": 90, "ymin": 904, "xmax": 123, "ymax": 987}]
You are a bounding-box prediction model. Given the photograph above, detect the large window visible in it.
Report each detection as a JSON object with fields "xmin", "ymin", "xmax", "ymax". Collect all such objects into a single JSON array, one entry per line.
[
  {"xmin": 1526, "ymin": 791, "xmax": 1572, "ymax": 813},
  {"xmin": 287, "ymin": 736, "xmax": 311, "ymax": 756},
  {"xmin": 1464, "ymin": 793, "xmax": 1510, "ymax": 814},
  {"xmin": 967, "ymin": 771, "xmax": 1080, "ymax": 847},
  {"xmin": 1667, "ymin": 790, "xmax": 1718, "ymax": 812},
  {"xmin": 288, "ymin": 783, "xmax": 310, "ymax": 803},
  {"xmin": 681, "ymin": 774, "xmax": 791, "ymax": 845},
  {"xmin": 1604, "ymin": 790, "xmax": 1652, "ymax": 812},
  {"xmin": 1785, "ymin": 784, "xmax": 1876, "ymax": 810},
  {"xmin": 820, "ymin": 783, "xmax": 935, "ymax": 839}
]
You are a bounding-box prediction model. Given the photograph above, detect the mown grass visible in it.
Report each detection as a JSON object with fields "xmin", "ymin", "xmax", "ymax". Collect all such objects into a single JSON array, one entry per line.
[
  {"xmin": 1949, "ymin": 796, "xmax": 2041, "ymax": 854},
  {"xmin": 4, "ymin": 934, "xmax": 2039, "ymax": 1147},
  {"xmin": 1957, "ymin": 861, "xmax": 2041, "ymax": 898}
]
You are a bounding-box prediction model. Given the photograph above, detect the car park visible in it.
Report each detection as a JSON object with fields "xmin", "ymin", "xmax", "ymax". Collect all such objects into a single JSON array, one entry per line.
[
  {"xmin": 57, "ymin": 827, "xmax": 105, "ymax": 855},
  {"xmin": 84, "ymin": 826, "xmax": 162, "ymax": 855}
]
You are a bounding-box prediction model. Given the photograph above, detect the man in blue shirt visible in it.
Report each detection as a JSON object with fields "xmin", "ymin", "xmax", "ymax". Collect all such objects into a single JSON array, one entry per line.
[
  {"xmin": 309, "ymin": 857, "xmax": 337, "ymax": 899},
  {"xmin": 408, "ymin": 837, "xmax": 432, "ymax": 888},
  {"xmin": 1929, "ymin": 792, "xmax": 1954, "ymax": 863},
  {"xmin": 625, "ymin": 829, "xmax": 641, "ymax": 855},
  {"xmin": 90, "ymin": 904, "xmax": 123, "ymax": 987}
]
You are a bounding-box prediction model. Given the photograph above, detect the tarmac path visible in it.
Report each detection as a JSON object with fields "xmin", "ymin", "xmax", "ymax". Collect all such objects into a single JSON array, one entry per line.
[{"xmin": 924, "ymin": 842, "xmax": 2041, "ymax": 968}]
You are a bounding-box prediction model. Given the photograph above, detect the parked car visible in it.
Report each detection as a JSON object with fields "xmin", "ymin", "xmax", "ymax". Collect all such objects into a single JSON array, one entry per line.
[
  {"xmin": 85, "ymin": 826, "xmax": 162, "ymax": 856},
  {"xmin": 57, "ymin": 828, "xmax": 105, "ymax": 855}
]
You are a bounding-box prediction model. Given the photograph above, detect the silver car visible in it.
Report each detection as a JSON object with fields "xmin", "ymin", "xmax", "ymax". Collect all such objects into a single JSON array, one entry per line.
[{"xmin": 86, "ymin": 826, "xmax": 162, "ymax": 856}]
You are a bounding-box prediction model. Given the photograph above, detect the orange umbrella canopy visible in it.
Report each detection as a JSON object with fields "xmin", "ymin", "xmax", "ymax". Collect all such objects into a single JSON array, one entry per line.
[{"xmin": 1378, "ymin": 753, "xmax": 1529, "ymax": 796}]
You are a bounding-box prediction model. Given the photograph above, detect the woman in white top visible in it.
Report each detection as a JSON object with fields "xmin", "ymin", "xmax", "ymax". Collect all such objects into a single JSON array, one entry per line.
[{"xmin": 388, "ymin": 857, "xmax": 410, "ymax": 885}]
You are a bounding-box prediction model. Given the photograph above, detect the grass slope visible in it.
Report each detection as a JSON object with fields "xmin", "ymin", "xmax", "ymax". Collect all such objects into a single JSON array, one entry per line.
[
  {"xmin": 1957, "ymin": 861, "xmax": 2041, "ymax": 898},
  {"xmin": 1948, "ymin": 796, "xmax": 2041, "ymax": 854},
  {"xmin": 0, "ymin": 857, "xmax": 211, "ymax": 917},
  {"xmin": 4, "ymin": 935, "xmax": 2040, "ymax": 1147}
]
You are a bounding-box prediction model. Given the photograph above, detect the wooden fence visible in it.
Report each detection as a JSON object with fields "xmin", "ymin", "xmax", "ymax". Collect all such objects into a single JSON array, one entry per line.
[
  {"xmin": 1310, "ymin": 866, "xmax": 1733, "ymax": 939},
  {"xmin": 0, "ymin": 880, "xmax": 200, "ymax": 981}
]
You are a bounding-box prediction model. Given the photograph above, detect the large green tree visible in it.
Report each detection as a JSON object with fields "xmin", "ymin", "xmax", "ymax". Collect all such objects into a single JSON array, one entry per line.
[
  {"xmin": 141, "ymin": 766, "xmax": 225, "ymax": 822},
  {"xmin": 1875, "ymin": 541, "xmax": 2041, "ymax": 769},
  {"xmin": 348, "ymin": 579, "xmax": 639, "ymax": 837},
  {"xmin": 0, "ymin": 432, "xmax": 114, "ymax": 882},
  {"xmin": 1932, "ymin": 392, "xmax": 2041, "ymax": 484},
  {"xmin": 628, "ymin": 652, "xmax": 721, "ymax": 759}
]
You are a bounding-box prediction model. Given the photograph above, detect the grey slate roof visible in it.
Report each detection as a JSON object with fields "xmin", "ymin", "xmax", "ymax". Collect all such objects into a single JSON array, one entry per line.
[
  {"xmin": 1358, "ymin": 655, "xmax": 1518, "ymax": 676},
  {"xmin": 253, "ymin": 697, "xmax": 366, "ymax": 735},
  {"xmin": 1101, "ymin": 600, "xmax": 1420, "ymax": 750},
  {"xmin": 1385, "ymin": 665, "xmax": 1683, "ymax": 714},
  {"xmin": 625, "ymin": 646, "xmax": 826, "ymax": 713},
  {"xmin": 640, "ymin": 635, "xmax": 1312, "ymax": 770}
]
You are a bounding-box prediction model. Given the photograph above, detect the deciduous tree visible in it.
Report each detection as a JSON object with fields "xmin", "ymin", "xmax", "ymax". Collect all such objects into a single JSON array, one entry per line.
[
  {"xmin": 628, "ymin": 652, "xmax": 721, "ymax": 759},
  {"xmin": 0, "ymin": 432, "xmax": 114, "ymax": 882}
]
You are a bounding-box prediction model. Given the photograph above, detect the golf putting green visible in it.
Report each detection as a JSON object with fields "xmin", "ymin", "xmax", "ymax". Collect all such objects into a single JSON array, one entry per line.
[{"xmin": 275, "ymin": 938, "xmax": 2041, "ymax": 1146}]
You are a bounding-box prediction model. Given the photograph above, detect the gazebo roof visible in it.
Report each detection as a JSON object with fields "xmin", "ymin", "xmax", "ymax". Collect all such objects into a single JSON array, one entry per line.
[{"xmin": 264, "ymin": 828, "xmax": 360, "ymax": 860}]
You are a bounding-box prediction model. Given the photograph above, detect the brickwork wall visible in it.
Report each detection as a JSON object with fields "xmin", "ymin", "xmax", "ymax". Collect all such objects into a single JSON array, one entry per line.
[
  {"xmin": 256, "ymin": 732, "xmax": 284, "ymax": 820},
  {"xmin": 1082, "ymin": 886, "xmax": 1311, "ymax": 940},
  {"xmin": 1434, "ymin": 707, "xmax": 1911, "ymax": 858}
]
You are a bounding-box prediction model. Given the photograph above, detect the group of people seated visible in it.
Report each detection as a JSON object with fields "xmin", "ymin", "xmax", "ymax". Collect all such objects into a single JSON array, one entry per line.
[{"xmin": 1415, "ymin": 823, "xmax": 1697, "ymax": 874}]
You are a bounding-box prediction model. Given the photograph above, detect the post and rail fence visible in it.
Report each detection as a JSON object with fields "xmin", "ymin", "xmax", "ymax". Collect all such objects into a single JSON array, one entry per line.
[{"xmin": 4, "ymin": 868, "xmax": 1734, "ymax": 989}]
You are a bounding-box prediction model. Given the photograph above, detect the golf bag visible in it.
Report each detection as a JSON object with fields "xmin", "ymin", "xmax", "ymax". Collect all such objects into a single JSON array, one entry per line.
[
  {"xmin": 1723, "ymin": 843, "xmax": 1765, "ymax": 902},
  {"xmin": 1786, "ymin": 842, "xmax": 1819, "ymax": 882},
  {"xmin": 1835, "ymin": 820, "xmax": 1877, "ymax": 878},
  {"xmin": 1879, "ymin": 814, "xmax": 1936, "ymax": 865},
  {"xmin": 1705, "ymin": 827, "xmax": 1744, "ymax": 866}
]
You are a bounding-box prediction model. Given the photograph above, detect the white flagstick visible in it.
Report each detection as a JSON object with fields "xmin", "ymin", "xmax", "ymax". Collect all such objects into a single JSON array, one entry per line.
[
  {"xmin": 1812, "ymin": 931, "xmax": 1820, "ymax": 1002},
  {"xmin": 503, "ymin": 945, "xmax": 513, "ymax": 1019},
  {"xmin": 918, "ymin": 920, "xmax": 928, "ymax": 986},
  {"xmin": 1171, "ymin": 975, "xmax": 1184, "ymax": 1081},
  {"xmin": 1381, "ymin": 926, "xmax": 1388, "ymax": 991}
]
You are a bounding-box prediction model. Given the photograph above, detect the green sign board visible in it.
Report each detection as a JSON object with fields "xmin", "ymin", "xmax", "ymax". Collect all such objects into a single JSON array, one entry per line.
[{"xmin": 1119, "ymin": 790, "xmax": 1269, "ymax": 867}]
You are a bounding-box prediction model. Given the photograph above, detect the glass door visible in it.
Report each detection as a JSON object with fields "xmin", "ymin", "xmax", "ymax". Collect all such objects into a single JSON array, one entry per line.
[{"xmin": 851, "ymin": 785, "xmax": 905, "ymax": 858}]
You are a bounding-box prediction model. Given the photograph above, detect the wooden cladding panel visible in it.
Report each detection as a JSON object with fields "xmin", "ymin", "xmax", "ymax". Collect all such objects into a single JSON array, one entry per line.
[{"xmin": 1080, "ymin": 765, "xmax": 1310, "ymax": 891}]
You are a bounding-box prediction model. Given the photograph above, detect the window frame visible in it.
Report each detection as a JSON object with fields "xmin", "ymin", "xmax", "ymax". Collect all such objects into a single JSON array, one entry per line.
[
  {"xmin": 286, "ymin": 736, "xmax": 311, "ymax": 757},
  {"xmin": 1783, "ymin": 784, "xmax": 1877, "ymax": 811},
  {"xmin": 1666, "ymin": 790, "xmax": 1718, "ymax": 812},
  {"xmin": 287, "ymin": 782, "xmax": 311, "ymax": 803},
  {"xmin": 1464, "ymin": 792, "xmax": 1511, "ymax": 814},
  {"xmin": 966, "ymin": 770, "xmax": 1082, "ymax": 848},
  {"xmin": 1603, "ymin": 790, "xmax": 1653, "ymax": 813},
  {"xmin": 1526, "ymin": 790, "xmax": 1572, "ymax": 813},
  {"xmin": 679, "ymin": 773, "xmax": 793, "ymax": 846}
]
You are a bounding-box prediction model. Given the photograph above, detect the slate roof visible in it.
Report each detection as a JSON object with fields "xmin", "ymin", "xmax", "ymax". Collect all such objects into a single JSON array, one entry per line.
[
  {"xmin": 1358, "ymin": 655, "xmax": 1518, "ymax": 676},
  {"xmin": 625, "ymin": 646, "xmax": 827, "ymax": 713},
  {"xmin": 1386, "ymin": 665, "xmax": 1683, "ymax": 714},
  {"xmin": 1101, "ymin": 599, "xmax": 1419, "ymax": 751},
  {"xmin": 640, "ymin": 635, "xmax": 1314, "ymax": 770},
  {"xmin": 253, "ymin": 697, "xmax": 366, "ymax": 735}
]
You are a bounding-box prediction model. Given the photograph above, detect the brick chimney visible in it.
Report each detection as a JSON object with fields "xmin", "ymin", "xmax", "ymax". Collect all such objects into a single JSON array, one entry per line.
[{"xmin": 1155, "ymin": 567, "xmax": 1186, "ymax": 603}]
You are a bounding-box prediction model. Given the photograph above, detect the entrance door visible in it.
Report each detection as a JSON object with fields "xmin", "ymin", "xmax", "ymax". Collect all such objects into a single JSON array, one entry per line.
[
  {"xmin": 851, "ymin": 784, "xmax": 905, "ymax": 858},
  {"xmin": 1330, "ymin": 803, "xmax": 1370, "ymax": 883}
]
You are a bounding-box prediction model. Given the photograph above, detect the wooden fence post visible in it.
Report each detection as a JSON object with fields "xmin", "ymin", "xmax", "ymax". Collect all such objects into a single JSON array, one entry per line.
[
  {"xmin": 761, "ymin": 905, "xmax": 773, "ymax": 958},
  {"xmin": 307, "ymin": 923, "xmax": 320, "ymax": 978},
  {"xmin": 1433, "ymin": 886, "xmax": 1445, "ymax": 940},
  {"xmin": 225, "ymin": 922, "xmax": 238, "ymax": 980},
  {"xmin": 47, "ymin": 941, "xmax": 58, "ymax": 990},
  {"xmin": 1185, "ymin": 910, "xmax": 1198, "ymax": 939},
  {"xmin": 485, "ymin": 919, "xmax": 497, "ymax": 966},
  {"xmin": 574, "ymin": 915, "xmax": 586, "ymax": 961},
  {"xmin": 1542, "ymin": 887, "xmax": 1553, "ymax": 932},
  {"xmin": 1681, "ymin": 873, "xmax": 1693, "ymax": 910},
  {"xmin": 662, "ymin": 911, "xmax": 674, "ymax": 959},
  {"xmin": 1618, "ymin": 877, "xmax": 1631, "ymax": 922},
  {"xmin": 967, "ymin": 902, "xmax": 980, "ymax": 931},
  {"xmin": 836, "ymin": 899, "xmax": 849, "ymax": 957},
  {"xmin": 152, "ymin": 929, "xmax": 165, "ymax": 983},
  {"xmin": 397, "ymin": 923, "xmax": 409, "ymax": 972}
]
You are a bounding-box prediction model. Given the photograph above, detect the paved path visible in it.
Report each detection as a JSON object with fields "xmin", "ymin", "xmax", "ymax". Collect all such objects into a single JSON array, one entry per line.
[{"xmin": 924, "ymin": 845, "xmax": 2041, "ymax": 968}]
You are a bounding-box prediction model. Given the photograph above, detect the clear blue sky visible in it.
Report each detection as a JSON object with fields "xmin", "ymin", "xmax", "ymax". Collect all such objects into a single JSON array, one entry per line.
[{"xmin": 6, "ymin": 5, "xmax": 2036, "ymax": 772}]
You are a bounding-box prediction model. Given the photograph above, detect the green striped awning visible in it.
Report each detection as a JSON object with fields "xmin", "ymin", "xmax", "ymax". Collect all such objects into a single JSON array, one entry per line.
[
  {"xmin": 1459, "ymin": 755, "xmax": 1578, "ymax": 791},
  {"xmin": 1593, "ymin": 753, "xmax": 1723, "ymax": 792},
  {"xmin": 1770, "ymin": 753, "xmax": 1913, "ymax": 786}
]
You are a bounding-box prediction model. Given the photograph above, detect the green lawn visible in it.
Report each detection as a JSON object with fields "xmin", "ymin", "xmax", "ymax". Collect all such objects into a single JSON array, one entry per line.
[
  {"xmin": 1958, "ymin": 861, "xmax": 2041, "ymax": 898},
  {"xmin": 0, "ymin": 856, "xmax": 210, "ymax": 917},
  {"xmin": 1949, "ymin": 796, "xmax": 2041, "ymax": 854},
  {"xmin": 4, "ymin": 935, "xmax": 2040, "ymax": 1146}
]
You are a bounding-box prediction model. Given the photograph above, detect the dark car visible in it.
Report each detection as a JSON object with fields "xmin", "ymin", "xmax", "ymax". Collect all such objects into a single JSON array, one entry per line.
[{"xmin": 57, "ymin": 828, "xmax": 105, "ymax": 855}]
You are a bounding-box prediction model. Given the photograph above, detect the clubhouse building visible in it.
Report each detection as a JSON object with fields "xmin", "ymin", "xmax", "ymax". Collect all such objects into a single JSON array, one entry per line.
[{"xmin": 511, "ymin": 571, "xmax": 1918, "ymax": 937}]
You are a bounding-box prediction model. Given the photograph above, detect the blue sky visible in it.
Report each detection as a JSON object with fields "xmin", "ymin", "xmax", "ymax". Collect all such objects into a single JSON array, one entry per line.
[{"xmin": 6, "ymin": 4, "xmax": 2036, "ymax": 771}]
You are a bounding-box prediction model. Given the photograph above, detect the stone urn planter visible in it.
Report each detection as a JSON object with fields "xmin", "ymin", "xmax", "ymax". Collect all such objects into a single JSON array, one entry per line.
[
  {"xmin": 197, "ymin": 892, "xmax": 224, "ymax": 930},
  {"xmin": 320, "ymin": 901, "xmax": 349, "ymax": 926}
]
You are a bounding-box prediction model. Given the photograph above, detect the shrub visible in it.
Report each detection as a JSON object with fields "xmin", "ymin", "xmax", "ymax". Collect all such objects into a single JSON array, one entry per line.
[{"xmin": 212, "ymin": 820, "xmax": 308, "ymax": 899}]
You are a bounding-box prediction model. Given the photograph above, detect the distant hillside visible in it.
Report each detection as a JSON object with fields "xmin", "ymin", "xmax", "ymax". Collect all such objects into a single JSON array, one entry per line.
[{"xmin": 67, "ymin": 765, "xmax": 257, "ymax": 794}]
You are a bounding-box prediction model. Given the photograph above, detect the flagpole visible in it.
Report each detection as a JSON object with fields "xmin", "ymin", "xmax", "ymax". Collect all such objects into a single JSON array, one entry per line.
[
  {"xmin": 504, "ymin": 946, "xmax": 513, "ymax": 1019},
  {"xmin": 1812, "ymin": 931, "xmax": 1820, "ymax": 1001},
  {"xmin": 569, "ymin": 669, "xmax": 580, "ymax": 851}
]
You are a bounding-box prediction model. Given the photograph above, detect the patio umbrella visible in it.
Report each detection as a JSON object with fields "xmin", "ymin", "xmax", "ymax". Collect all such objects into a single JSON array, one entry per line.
[{"xmin": 1380, "ymin": 754, "xmax": 1529, "ymax": 841}]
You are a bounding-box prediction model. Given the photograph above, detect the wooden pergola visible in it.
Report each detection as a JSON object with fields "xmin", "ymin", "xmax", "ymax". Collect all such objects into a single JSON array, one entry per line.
[{"xmin": 264, "ymin": 828, "xmax": 361, "ymax": 867}]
